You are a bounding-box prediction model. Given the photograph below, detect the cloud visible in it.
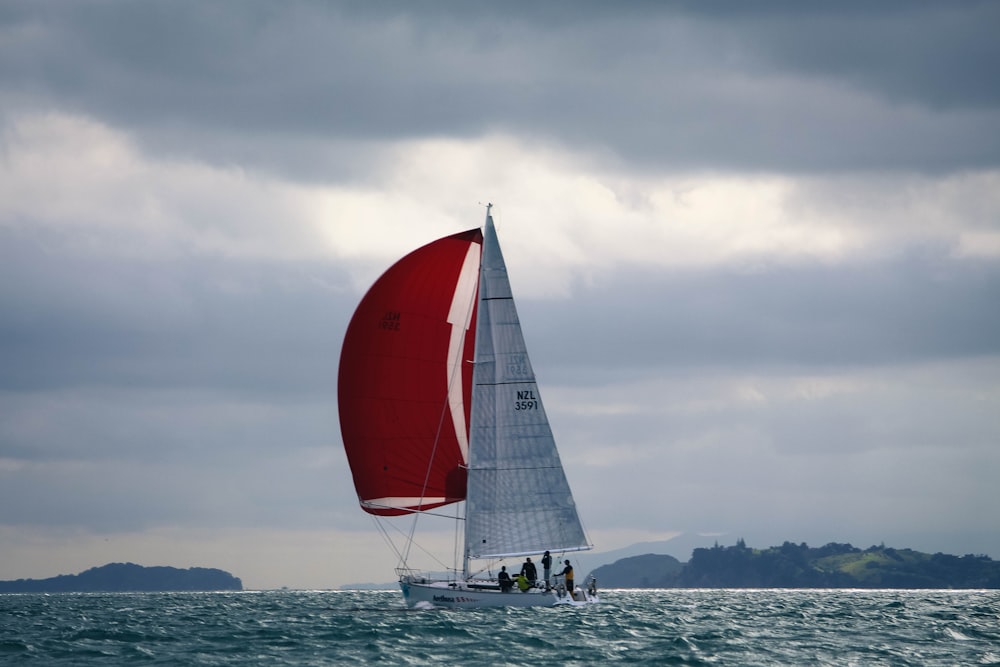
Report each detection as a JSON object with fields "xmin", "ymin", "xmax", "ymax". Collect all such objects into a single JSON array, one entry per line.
[
  {"xmin": 0, "ymin": 113, "xmax": 336, "ymax": 261},
  {"xmin": 735, "ymin": 2, "xmax": 1000, "ymax": 111},
  {"xmin": 0, "ymin": 2, "xmax": 998, "ymax": 588},
  {"xmin": 550, "ymin": 358, "xmax": 1000, "ymax": 554},
  {"xmin": 3, "ymin": 2, "xmax": 998, "ymax": 176}
]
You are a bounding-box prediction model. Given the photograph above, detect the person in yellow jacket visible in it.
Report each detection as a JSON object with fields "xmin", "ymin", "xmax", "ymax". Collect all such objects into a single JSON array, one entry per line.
[
  {"xmin": 515, "ymin": 572, "xmax": 530, "ymax": 592},
  {"xmin": 555, "ymin": 560, "xmax": 574, "ymax": 592}
]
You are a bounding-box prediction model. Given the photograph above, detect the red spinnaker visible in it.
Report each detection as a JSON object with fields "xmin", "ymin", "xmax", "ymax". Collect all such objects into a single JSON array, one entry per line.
[{"xmin": 338, "ymin": 229, "xmax": 482, "ymax": 515}]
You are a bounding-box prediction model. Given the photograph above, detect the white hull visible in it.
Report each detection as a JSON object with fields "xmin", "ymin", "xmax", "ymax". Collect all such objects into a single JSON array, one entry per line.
[{"xmin": 400, "ymin": 577, "xmax": 599, "ymax": 609}]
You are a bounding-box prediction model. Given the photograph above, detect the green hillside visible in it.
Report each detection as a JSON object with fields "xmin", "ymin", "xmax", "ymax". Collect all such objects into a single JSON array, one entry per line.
[
  {"xmin": 589, "ymin": 541, "xmax": 1000, "ymax": 589},
  {"xmin": 589, "ymin": 553, "xmax": 683, "ymax": 588}
]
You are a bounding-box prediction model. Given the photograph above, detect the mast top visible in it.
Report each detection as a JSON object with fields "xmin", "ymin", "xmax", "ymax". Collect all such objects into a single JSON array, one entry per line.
[{"xmin": 484, "ymin": 202, "xmax": 495, "ymax": 232}]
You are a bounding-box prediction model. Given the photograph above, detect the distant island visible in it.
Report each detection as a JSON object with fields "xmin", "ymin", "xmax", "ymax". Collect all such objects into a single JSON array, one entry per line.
[
  {"xmin": 588, "ymin": 541, "xmax": 1000, "ymax": 589},
  {"xmin": 0, "ymin": 563, "xmax": 243, "ymax": 593}
]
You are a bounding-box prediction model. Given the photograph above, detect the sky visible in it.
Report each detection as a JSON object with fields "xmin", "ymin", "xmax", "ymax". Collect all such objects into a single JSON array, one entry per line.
[{"xmin": 1, "ymin": 1, "xmax": 999, "ymax": 590}]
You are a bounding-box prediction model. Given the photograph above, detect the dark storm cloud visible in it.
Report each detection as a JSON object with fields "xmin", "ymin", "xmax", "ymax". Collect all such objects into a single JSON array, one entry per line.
[
  {"xmin": 0, "ymin": 227, "xmax": 345, "ymax": 533},
  {"xmin": 2, "ymin": 1, "xmax": 997, "ymax": 176},
  {"xmin": 732, "ymin": 2, "xmax": 1000, "ymax": 111},
  {"xmin": 523, "ymin": 250, "xmax": 1000, "ymax": 381},
  {"xmin": 0, "ymin": 228, "xmax": 350, "ymax": 397}
]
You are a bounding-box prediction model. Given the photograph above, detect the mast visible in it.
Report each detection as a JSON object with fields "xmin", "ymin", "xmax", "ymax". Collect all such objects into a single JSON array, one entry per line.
[{"xmin": 461, "ymin": 203, "xmax": 492, "ymax": 583}]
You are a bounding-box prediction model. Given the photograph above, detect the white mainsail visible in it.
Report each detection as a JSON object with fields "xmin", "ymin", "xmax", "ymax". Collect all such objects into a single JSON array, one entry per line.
[{"xmin": 464, "ymin": 208, "xmax": 590, "ymax": 561}]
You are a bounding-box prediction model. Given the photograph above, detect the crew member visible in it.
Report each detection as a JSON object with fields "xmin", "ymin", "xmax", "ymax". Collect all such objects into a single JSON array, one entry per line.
[
  {"xmin": 520, "ymin": 557, "xmax": 537, "ymax": 586},
  {"xmin": 541, "ymin": 551, "xmax": 552, "ymax": 587},
  {"xmin": 498, "ymin": 566, "xmax": 512, "ymax": 593},
  {"xmin": 556, "ymin": 559, "xmax": 574, "ymax": 593}
]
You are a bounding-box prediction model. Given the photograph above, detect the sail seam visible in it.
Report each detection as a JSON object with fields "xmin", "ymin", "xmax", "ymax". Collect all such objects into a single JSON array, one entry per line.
[
  {"xmin": 474, "ymin": 381, "xmax": 538, "ymax": 386},
  {"xmin": 469, "ymin": 465, "xmax": 561, "ymax": 471}
]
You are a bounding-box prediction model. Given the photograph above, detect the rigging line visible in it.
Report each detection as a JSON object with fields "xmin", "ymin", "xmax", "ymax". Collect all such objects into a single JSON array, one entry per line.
[
  {"xmin": 452, "ymin": 498, "xmax": 463, "ymax": 581},
  {"xmin": 380, "ymin": 515, "xmax": 457, "ymax": 574},
  {"xmin": 466, "ymin": 559, "xmax": 502, "ymax": 580},
  {"xmin": 362, "ymin": 503, "xmax": 466, "ymax": 520},
  {"xmin": 370, "ymin": 515, "xmax": 405, "ymax": 568}
]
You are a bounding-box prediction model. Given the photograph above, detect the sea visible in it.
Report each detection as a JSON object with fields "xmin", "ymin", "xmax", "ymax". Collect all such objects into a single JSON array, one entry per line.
[{"xmin": 1, "ymin": 589, "xmax": 998, "ymax": 665}]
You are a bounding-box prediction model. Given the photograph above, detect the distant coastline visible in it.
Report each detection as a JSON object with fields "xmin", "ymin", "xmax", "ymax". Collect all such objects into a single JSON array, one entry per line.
[
  {"xmin": 336, "ymin": 541, "xmax": 1000, "ymax": 592},
  {"xmin": 0, "ymin": 563, "xmax": 243, "ymax": 593},
  {"xmin": 588, "ymin": 541, "xmax": 1000, "ymax": 589}
]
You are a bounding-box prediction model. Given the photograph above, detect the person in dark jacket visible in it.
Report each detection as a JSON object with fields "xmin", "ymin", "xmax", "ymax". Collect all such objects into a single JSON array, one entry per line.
[
  {"xmin": 541, "ymin": 551, "xmax": 553, "ymax": 587},
  {"xmin": 498, "ymin": 566, "xmax": 513, "ymax": 592},
  {"xmin": 520, "ymin": 557, "xmax": 537, "ymax": 586}
]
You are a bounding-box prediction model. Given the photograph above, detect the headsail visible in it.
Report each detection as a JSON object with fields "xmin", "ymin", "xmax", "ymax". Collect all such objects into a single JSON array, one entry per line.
[
  {"xmin": 338, "ymin": 229, "xmax": 482, "ymax": 516},
  {"xmin": 464, "ymin": 208, "xmax": 590, "ymax": 559}
]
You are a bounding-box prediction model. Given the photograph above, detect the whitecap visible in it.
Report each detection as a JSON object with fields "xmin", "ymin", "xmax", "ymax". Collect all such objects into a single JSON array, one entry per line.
[{"xmin": 945, "ymin": 627, "xmax": 973, "ymax": 641}]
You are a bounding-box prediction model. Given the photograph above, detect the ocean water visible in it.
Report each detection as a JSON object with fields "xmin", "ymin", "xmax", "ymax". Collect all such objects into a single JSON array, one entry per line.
[{"xmin": 1, "ymin": 589, "xmax": 998, "ymax": 665}]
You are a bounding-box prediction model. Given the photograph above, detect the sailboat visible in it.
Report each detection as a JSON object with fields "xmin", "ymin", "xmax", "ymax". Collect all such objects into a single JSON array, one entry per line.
[{"xmin": 338, "ymin": 204, "xmax": 598, "ymax": 608}]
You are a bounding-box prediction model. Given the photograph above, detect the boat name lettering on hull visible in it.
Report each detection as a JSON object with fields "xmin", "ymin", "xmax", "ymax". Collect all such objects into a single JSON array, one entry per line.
[{"xmin": 432, "ymin": 595, "xmax": 480, "ymax": 604}]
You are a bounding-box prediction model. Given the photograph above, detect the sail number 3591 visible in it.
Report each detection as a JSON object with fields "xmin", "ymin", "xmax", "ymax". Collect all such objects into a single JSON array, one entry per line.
[{"xmin": 514, "ymin": 390, "xmax": 538, "ymax": 411}]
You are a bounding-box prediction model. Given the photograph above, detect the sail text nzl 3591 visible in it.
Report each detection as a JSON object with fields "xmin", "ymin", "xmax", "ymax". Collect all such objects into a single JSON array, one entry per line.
[{"xmin": 515, "ymin": 389, "xmax": 538, "ymax": 411}]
